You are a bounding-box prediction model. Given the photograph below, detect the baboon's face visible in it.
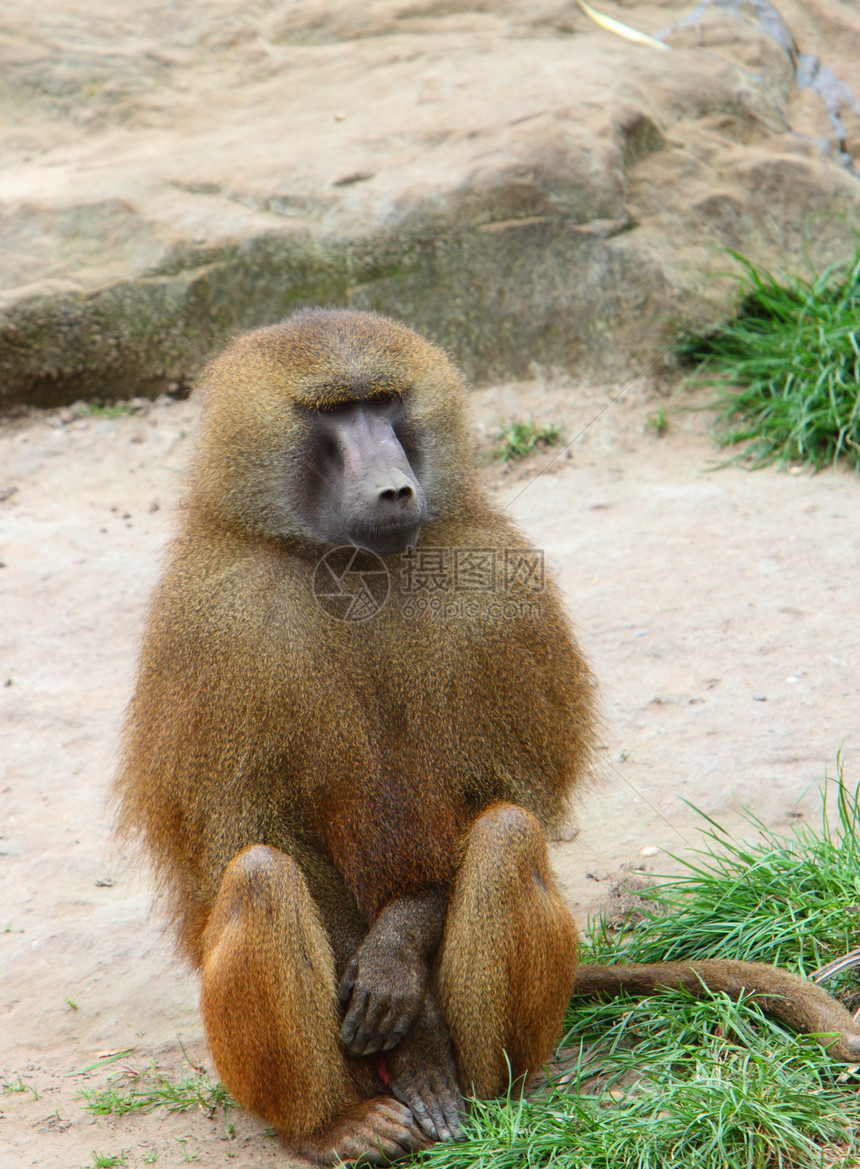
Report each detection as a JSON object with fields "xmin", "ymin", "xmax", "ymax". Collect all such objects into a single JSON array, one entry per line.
[
  {"xmin": 303, "ymin": 391, "xmax": 428, "ymax": 556},
  {"xmin": 193, "ymin": 310, "xmax": 472, "ymax": 549}
]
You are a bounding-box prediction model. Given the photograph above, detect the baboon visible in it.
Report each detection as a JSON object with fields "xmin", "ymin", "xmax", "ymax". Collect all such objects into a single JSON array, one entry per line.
[{"xmin": 116, "ymin": 309, "xmax": 860, "ymax": 1165}]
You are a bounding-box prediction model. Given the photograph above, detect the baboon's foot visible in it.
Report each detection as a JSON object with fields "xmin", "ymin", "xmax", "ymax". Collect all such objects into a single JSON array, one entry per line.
[{"xmin": 295, "ymin": 1096, "xmax": 432, "ymax": 1166}]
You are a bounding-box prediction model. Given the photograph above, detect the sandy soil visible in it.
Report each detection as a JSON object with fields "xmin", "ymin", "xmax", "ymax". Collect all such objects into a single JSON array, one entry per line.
[{"xmin": 2, "ymin": 376, "xmax": 858, "ymax": 1168}]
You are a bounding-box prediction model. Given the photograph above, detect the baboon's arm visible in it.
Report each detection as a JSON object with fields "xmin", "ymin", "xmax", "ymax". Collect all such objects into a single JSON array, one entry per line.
[{"xmin": 339, "ymin": 887, "xmax": 448, "ymax": 1056}]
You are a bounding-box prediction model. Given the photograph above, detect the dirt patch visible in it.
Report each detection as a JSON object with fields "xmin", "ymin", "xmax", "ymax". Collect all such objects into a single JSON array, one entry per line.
[{"xmin": 2, "ymin": 377, "xmax": 858, "ymax": 1167}]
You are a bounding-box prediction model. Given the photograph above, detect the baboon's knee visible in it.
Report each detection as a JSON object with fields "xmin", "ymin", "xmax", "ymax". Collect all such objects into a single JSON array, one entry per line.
[
  {"xmin": 465, "ymin": 803, "xmax": 550, "ymax": 886},
  {"xmin": 470, "ymin": 802, "xmax": 543, "ymax": 849},
  {"xmin": 224, "ymin": 843, "xmax": 300, "ymax": 886},
  {"xmin": 204, "ymin": 845, "xmax": 311, "ymax": 955}
]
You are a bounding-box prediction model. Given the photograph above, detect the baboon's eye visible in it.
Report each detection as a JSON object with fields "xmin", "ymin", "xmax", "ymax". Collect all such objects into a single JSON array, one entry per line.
[
  {"xmin": 314, "ymin": 400, "xmax": 352, "ymax": 417},
  {"xmin": 366, "ymin": 391, "xmax": 401, "ymax": 407},
  {"xmin": 311, "ymin": 390, "xmax": 403, "ymax": 416}
]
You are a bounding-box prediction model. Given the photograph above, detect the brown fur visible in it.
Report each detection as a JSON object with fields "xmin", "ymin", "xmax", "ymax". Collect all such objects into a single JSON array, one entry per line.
[{"xmin": 116, "ymin": 309, "xmax": 860, "ymax": 1163}]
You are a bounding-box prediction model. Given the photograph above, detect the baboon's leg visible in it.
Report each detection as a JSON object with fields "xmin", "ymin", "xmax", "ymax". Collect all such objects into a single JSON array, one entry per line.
[
  {"xmin": 436, "ymin": 805, "xmax": 577, "ymax": 1098},
  {"xmin": 201, "ymin": 845, "xmax": 425, "ymax": 1163}
]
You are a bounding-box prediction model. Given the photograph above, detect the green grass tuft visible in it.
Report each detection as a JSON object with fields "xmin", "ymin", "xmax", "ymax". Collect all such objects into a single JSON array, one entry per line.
[
  {"xmin": 80, "ymin": 1065, "xmax": 232, "ymax": 1120},
  {"xmin": 645, "ymin": 408, "xmax": 669, "ymax": 436},
  {"xmin": 79, "ymin": 401, "xmax": 135, "ymax": 418},
  {"xmin": 2, "ymin": 1076, "xmax": 40, "ymax": 1100},
  {"xmin": 493, "ymin": 417, "xmax": 564, "ymax": 462},
  {"xmin": 419, "ymin": 1027, "xmax": 854, "ymax": 1169},
  {"xmin": 583, "ymin": 780, "xmax": 860, "ymax": 979},
  {"xmin": 680, "ymin": 249, "xmax": 860, "ymax": 469}
]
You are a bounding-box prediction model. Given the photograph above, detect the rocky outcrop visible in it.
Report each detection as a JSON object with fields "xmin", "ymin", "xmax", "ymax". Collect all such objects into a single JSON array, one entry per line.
[{"xmin": 1, "ymin": 0, "xmax": 858, "ymax": 407}]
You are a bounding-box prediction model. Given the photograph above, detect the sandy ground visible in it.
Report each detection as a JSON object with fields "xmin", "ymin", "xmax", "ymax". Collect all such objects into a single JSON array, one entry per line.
[{"xmin": 1, "ymin": 375, "xmax": 858, "ymax": 1168}]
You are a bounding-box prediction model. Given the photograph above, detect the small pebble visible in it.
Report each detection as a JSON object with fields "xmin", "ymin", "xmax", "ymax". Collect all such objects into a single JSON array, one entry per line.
[
  {"xmin": 753, "ymin": 694, "xmax": 767, "ymax": 701},
  {"xmin": 640, "ymin": 846, "xmax": 658, "ymax": 858}
]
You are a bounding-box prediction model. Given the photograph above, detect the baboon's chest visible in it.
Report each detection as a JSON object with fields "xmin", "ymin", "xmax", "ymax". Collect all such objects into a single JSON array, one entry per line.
[
  {"xmin": 305, "ymin": 638, "xmax": 502, "ymax": 915},
  {"xmin": 313, "ymin": 763, "xmax": 468, "ymax": 919}
]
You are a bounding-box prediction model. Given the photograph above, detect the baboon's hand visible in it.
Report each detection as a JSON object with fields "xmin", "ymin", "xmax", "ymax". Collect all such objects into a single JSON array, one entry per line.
[
  {"xmin": 338, "ymin": 935, "xmax": 429, "ymax": 1056},
  {"xmin": 387, "ymin": 994, "xmax": 465, "ymax": 1144}
]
